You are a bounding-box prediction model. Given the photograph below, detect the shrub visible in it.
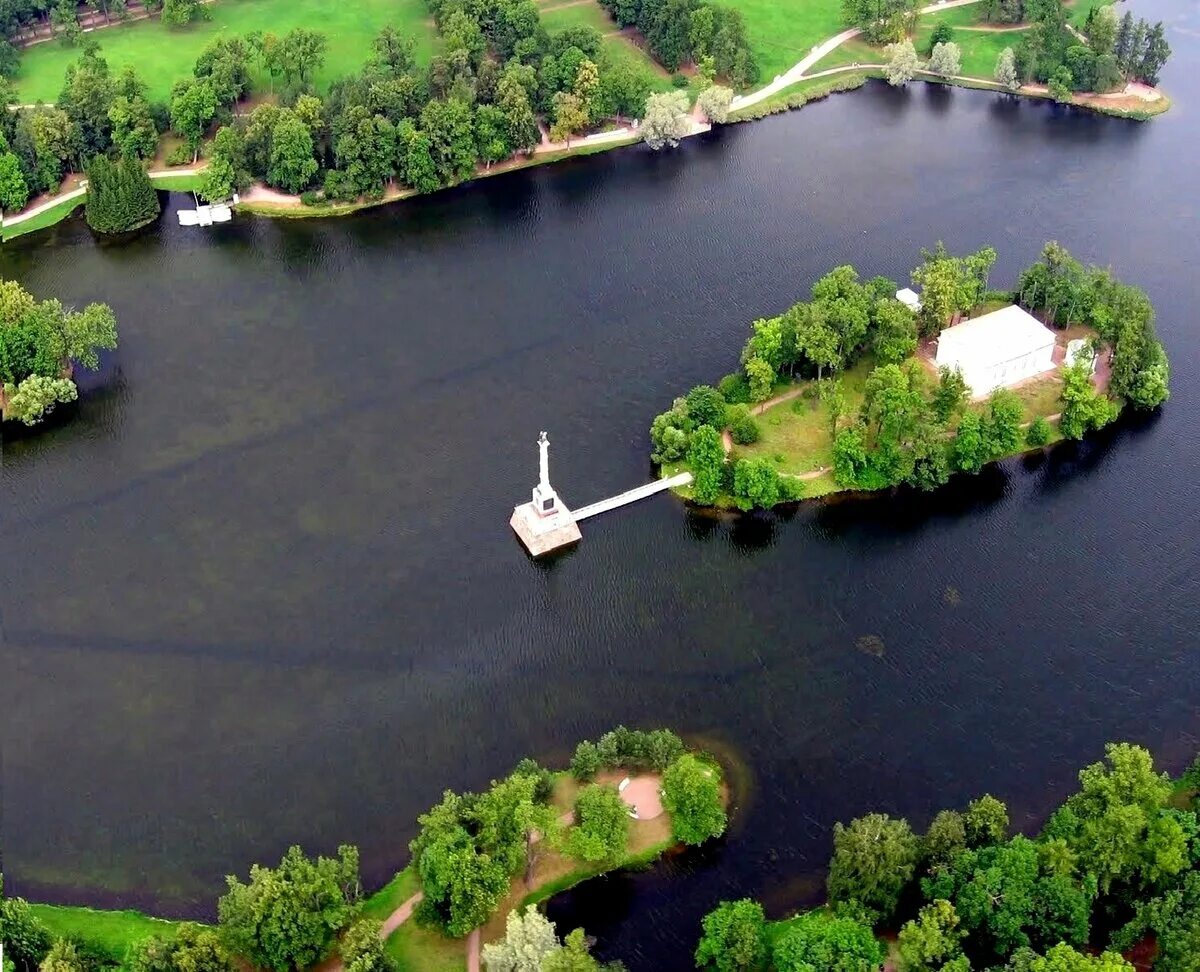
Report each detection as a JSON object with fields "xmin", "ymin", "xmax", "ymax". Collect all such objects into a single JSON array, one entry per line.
[
  {"xmin": 0, "ymin": 889, "xmax": 52, "ymax": 972},
  {"xmin": 718, "ymin": 373, "xmax": 751, "ymax": 405},
  {"xmin": 339, "ymin": 919, "xmax": 395, "ymax": 972},
  {"xmin": 779, "ymin": 476, "xmax": 805, "ymax": 502},
  {"xmin": 662, "ymin": 754, "xmax": 726, "ymax": 845},
  {"xmin": 166, "ymin": 143, "xmax": 193, "ymax": 166},
  {"xmin": 1026, "ymin": 416, "xmax": 1052, "ymax": 447},
  {"xmin": 772, "ymin": 912, "xmax": 884, "ymax": 972},
  {"xmin": 671, "ymin": 73, "xmax": 689, "ymax": 88},
  {"xmin": 685, "ymin": 385, "xmax": 728, "ymax": 429},
  {"xmin": 300, "ymin": 190, "xmax": 323, "ymax": 206},
  {"xmin": 85, "ymin": 156, "xmax": 160, "ymax": 234},
  {"xmin": 125, "ymin": 924, "xmax": 234, "ymax": 972},
  {"xmin": 728, "ymin": 410, "xmax": 760, "ymax": 445},
  {"xmin": 512, "ymin": 757, "xmax": 554, "ymax": 803}
]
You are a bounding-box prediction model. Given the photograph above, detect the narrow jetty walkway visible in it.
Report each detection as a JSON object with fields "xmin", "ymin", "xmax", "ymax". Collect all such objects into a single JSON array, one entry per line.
[{"xmin": 573, "ymin": 472, "xmax": 693, "ymax": 521}]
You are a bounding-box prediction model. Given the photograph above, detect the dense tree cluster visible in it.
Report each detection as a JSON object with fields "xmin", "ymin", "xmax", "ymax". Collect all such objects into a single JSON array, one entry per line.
[
  {"xmin": 696, "ymin": 741, "xmax": 1196, "ymax": 971},
  {"xmin": 998, "ymin": 0, "xmax": 1170, "ymax": 93},
  {"xmin": 842, "ymin": 0, "xmax": 919, "ymax": 45},
  {"xmin": 596, "ymin": 0, "xmax": 757, "ymax": 84},
  {"xmin": 84, "ymin": 153, "xmax": 159, "ymax": 230},
  {"xmin": 569, "ymin": 725, "xmax": 686, "ymax": 780},
  {"xmin": 0, "ymin": 278, "xmax": 117, "ymax": 425}
]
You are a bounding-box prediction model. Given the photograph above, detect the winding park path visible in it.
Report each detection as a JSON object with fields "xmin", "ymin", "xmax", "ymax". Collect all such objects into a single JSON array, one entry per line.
[{"xmin": 729, "ymin": 0, "xmax": 985, "ymax": 112}]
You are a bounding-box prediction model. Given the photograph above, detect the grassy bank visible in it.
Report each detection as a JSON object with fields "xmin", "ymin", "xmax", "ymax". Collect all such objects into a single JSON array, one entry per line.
[
  {"xmin": 723, "ymin": 0, "xmax": 844, "ymax": 84},
  {"xmin": 11, "ymin": 0, "xmax": 439, "ymax": 104},
  {"xmin": 1, "ymin": 194, "xmax": 84, "ymax": 240},
  {"xmin": 28, "ymin": 904, "xmax": 189, "ymax": 963}
]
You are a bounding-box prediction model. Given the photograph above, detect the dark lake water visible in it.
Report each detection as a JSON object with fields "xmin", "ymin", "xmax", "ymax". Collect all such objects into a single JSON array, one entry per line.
[{"xmin": 2, "ymin": 1, "xmax": 1198, "ymax": 965}]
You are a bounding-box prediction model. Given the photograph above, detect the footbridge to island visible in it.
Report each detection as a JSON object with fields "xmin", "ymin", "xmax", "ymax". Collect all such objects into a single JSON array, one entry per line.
[{"xmin": 510, "ymin": 433, "xmax": 693, "ymax": 556}]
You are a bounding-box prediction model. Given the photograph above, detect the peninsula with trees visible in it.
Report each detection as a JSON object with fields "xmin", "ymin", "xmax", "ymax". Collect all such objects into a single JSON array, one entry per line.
[
  {"xmin": 0, "ymin": 0, "xmax": 1173, "ymax": 238},
  {"xmin": 0, "ymin": 277, "xmax": 118, "ymax": 427},
  {"xmin": 649, "ymin": 242, "xmax": 1170, "ymax": 511},
  {"xmin": 693, "ymin": 741, "xmax": 1200, "ymax": 971},
  {"xmin": 0, "ymin": 727, "xmax": 729, "ymax": 972}
]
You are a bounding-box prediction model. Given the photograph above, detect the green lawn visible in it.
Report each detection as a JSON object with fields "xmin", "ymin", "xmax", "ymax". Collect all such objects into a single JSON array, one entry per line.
[
  {"xmin": 723, "ymin": 0, "xmax": 844, "ymax": 86},
  {"xmin": 540, "ymin": 1, "xmax": 616, "ymax": 34},
  {"xmin": 1, "ymin": 193, "xmax": 83, "ymax": 239},
  {"xmin": 384, "ymin": 921, "xmax": 466, "ymax": 972},
  {"xmin": 11, "ymin": 0, "xmax": 439, "ymax": 104},
  {"xmin": 28, "ymin": 904, "xmax": 188, "ymax": 963},
  {"xmin": 361, "ymin": 867, "xmax": 421, "ymax": 924}
]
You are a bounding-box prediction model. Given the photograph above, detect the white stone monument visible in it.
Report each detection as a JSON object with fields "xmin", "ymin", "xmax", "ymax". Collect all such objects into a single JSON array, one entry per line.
[{"xmin": 510, "ymin": 431, "xmax": 582, "ymax": 556}]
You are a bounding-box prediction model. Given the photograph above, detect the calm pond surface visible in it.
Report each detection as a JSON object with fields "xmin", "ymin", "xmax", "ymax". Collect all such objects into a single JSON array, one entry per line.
[{"xmin": 2, "ymin": 1, "xmax": 1198, "ymax": 965}]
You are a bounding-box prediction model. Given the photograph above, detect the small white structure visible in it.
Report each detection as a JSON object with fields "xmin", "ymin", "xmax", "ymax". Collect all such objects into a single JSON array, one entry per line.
[
  {"xmin": 1064, "ymin": 338, "xmax": 1097, "ymax": 374},
  {"xmin": 896, "ymin": 287, "xmax": 922, "ymax": 312},
  {"xmin": 935, "ymin": 305, "xmax": 1056, "ymax": 397},
  {"xmin": 510, "ymin": 431, "xmax": 582, "ymax": 557},
  {"xmin": 177, "ymin": 203, "xmax": 232, "ymax": 227}
]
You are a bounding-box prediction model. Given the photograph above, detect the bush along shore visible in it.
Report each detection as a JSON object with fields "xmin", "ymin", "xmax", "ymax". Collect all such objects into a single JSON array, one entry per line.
[
  {"xmin": 650, "ymin": 242, "xmax": 1170, "ymax": 511},
  {"xmin": 694, "ymin": 741, "xmax": 1200, "ymax": 971},
  {"xmin": 0, "ymin": 727, "xmax": 729, "ymax": 972}
]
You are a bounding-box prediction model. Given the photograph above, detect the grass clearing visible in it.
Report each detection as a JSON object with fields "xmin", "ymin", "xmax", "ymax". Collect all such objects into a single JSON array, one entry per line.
[
  {"xmin": 722, "ymin": 0, "xmax": 844, "ymax": 85},
  {"xmin": 11, "ymin": 0, "xmax": 439, "ymax": 104},
  {"xmin": 28, "ymin": 904, "xmax": 189, "ymax": 963},
  {"xmin": 384, "ymin": 921, "xmax": 466, "ymax": 972}
]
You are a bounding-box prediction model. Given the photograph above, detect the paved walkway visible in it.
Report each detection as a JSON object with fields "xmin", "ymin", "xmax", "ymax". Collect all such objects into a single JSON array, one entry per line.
[{"xmin": 730, "ymin": 0, "xmax": 985, "ymax": 112}]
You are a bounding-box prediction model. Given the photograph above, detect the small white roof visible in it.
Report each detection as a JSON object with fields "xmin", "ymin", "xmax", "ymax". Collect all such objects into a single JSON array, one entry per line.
[
  {"xmin": 896, "ymin": 287, "xmax": 921, "ymax": 311},
  {"xmin": 937, "ymin": 305, "xmax": 1054, "ymax": 360}
]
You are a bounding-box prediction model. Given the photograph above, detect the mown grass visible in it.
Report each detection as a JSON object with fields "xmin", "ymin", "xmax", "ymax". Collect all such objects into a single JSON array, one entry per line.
[
  {"xmin": 1, "ymin": 193, "xmax": 84, "ymax": 239},
  {"xmin": 149, "ymin": 172, "xmax": 204, "ymax": 191},
  {"xmin": 28, "ymin": 905, "xmax": 188, "ymax": 963},
  {"xmin": 361, "ymin": 867, "xmax": 422, "ymax": 924},
  {"xmin": 722, "ymin": 0, "xmax": 844, "ymax": 86},
  {"xmin": 11, "ymin": 0, "xmax": 439, "ymax": 104},
  {"xmin": 384, "ymin": 921, "xmax": 466, "ymax": 972}
]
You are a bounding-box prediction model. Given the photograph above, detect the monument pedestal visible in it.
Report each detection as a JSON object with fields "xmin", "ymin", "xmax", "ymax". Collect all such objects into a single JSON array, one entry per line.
[{"xmin": 510, "ymin": 501, "xmax": 581, "ymax": 557}]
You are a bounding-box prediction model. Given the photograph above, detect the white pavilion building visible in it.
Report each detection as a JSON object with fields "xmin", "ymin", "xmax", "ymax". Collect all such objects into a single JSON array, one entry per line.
[{"xmin": 934, "ymin": 305, "xmax": 1056, "ymax": 397}]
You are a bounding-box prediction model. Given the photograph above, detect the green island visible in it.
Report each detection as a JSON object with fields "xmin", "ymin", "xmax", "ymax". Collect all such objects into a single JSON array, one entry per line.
[
  {"xmin": 0, "ymin": 727, "xmax": 730, "ymax": 972},
  {"xmin": 0, "ymin": 0, "xmax": 1173, "ymax": 239},
  {"xmin": 0, "ymin": 278, "xmax": 119, "ymax": 426},
  {"xmin": 649, "ymin": 241, "xmax": 1170, "ymax": 511},
  {"xmin": 694, "ymin": 740, "xmax": 1200, "ymax": 972}
]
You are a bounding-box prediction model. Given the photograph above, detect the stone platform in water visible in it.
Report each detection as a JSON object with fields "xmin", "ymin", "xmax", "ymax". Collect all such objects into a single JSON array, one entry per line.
[{"xmin": 510, "ymin": 501, "xmax": 582, "ymax": 557}]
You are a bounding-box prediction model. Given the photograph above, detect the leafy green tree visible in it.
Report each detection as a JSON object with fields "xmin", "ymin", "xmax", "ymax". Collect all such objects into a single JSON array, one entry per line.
[
  {"xmin": 833, "ymin": 425, "xmax": 869, "ymax": 487},
  {"xmin": 1136, "ymin": 22, "xmax": 1169, "ymax": 86},
  {"xmin": 414, "ymin": 826, "xmax": 509, "ymax": 937},
  {"xmin": 565, "ymin": 785, "xmax": 629, "ymax": 864},
  {"xmin": 790, "ymin": 303, "xmax": 841, "ymax": 380},
  {"xmin": 496, "ymin": 72, "xmax": 539, "ymax": 154},
  {"xmin": 730, "ymin": 457, "xmax": 782, "ymax": 511},
  {"xmin": 897, "ymin": 899, "xmax": 966, "ymax": 972},
  {"xmin": 420, "ymin": 98, "xmax": 477, "ymax": 185},
  {"xmin": 84, "ymin": 156, "xmax": 160, "ymax": 233},
  {"xmin": 199, "ymin": 154, "xmax": 237, "ymax": 203},
  {"xmin": 688, "ymin": 424, "xmax": 726, "ymax": 505},
  {"xmin": 2, "ymin": 374, "xmax": 78, "ymax": 425},
  {"xmin": 923, "ymin": 811, "xmax": 967, "ymax": 871},
  {"xmin": 540, "ymin": 927, "xmax": 611, "ymax": 972},
  {"xmin": 218, "ymin": 844, "xmax": 360, "ymax": 971},
  {"xmin": 744, "ymin": 357, "xmax": 775, "ymax": 403},
  {"xmin": 194, "ymin": 35, "xmax": 253, "ymax": 105},
  {"xmin": 570, "ymin": 741, "xmax": 603, "ymax": 781},
  {"xmin": 928, "ymin": 41, "xmax": 962, "ymax": 77},
  {"xmin": 332, "ymin": 107, "xmax": 396, "ymax": 197},
  {"xmin": 550, "ymin": 91, "xmax": 589, "ymax": 145},
  {"xmin": 964, "ymin": 794, "xmax": 1009, "ymax": 848},
  {"xmin": 872, "ymin": 298, "xmax": 917, "ymax": 365},
  {"xmin": 981, "ymin": 388, "xmax": 1024, "ymax": 458},
  {"xmin": 931, "ymin": 367, "xmax": 968, "ymax": 423},
  {"xmin": 169, "ymin": 78, "xmax": 217, "ymax": 161},
  {"xmin": 694, "ymin": 899, "xmax": 766, "ymax": 972},
  {"xmin": 480, "ymin": 906, "xmax": 560, "ymax": 971},
  {"xmin": 57, "ymin": 48, "xmax": 115, "ymax": 163},
  {"xmin": 107, "ymin": 94, "xmax": 159, "ymax": 160},
  {"xmin": 267, "ymin": 112, "xmax": 318, "ymax": 193},
  {"xmin": 339, "ymin": 920, "xmax": 394, "ymax": 972},
  {"xmin": 1048, "ymin": 66, "xmax": 1073, "ymax": 102},
  {"xmin": 812, "ymin": 265, "xmax": 872, "ymax": 365},
  {"xmin": 160, "ymin": 0, "xmax": 207, "ymax": 27},
  {"xmin": 650, "ymin": 397, "xmax": 692, "ymax": 464},
  {"xmin": 1113, "ymin": 870, "xmax": 1200, "ymax": 970},
  {"xmin": 1058, "ymin": 361, "xmax": 1116, "ymax": 440},
  {"xmin": 661, "ymin": 754, "xmax": 726, "ymax": 845},
  {"xmin": 727, "ymin": 409, "xmax": 759, "ymax": 445},
  {"xmin": 772, "ymin": 911, "xmax": 884, "ymax": 972},
  {"xmin": 996, "ymin": 47, "xmax": 1020, "ymax": 90},
  {"xmin": 685, "ymin": 385, "xmax": 726, "ymax": 428},
  {"xmin": 696, "ymin": 84, "xmax": 733, "ymax": 123},
  {"xmin": 827, "ymin": 813, "xmax": 920, "ymax": 922},
  {"xmin": 843, "ymin": 0, "xmax": 917, "ymax": 43},
  {"xmin": 474, "ymin": 104, "xmax": 511, "ymax": 169},
  {"xmin": 641, "ymin": 90, "xmax": 690, "ymax": 150},
  {"xmin": 0, "ymin": 152, "xmax": 29, "ymax": 212},
  {"xmin": 951, "ymin": 411, "xmax": 986, "ymax": 474},
  {"xmin": 885, "ymin": 39, "xmax": 919, "ymax": 85},
  {"xmin": 277, "ymin": 28, "xmax": 327, "ymax": 88},
  {"xmin": 26, "ymin": 106, "xmax": 77, "ymax": 194},
  {"xmin": 125, "ymin": 924, "xmax": 234, "ymax": 972}
]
